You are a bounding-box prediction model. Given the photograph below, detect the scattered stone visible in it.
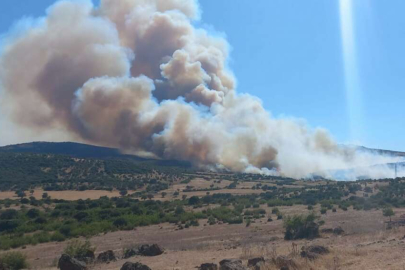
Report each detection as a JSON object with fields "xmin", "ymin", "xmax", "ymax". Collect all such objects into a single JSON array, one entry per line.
[
  {"xmin": 58, "ymin": 254, "xmax": 87, "ymax": 270},
  {"xmin": 269, "ymin": 236, "xmax": 279, "ymax": 242},
  {"xmin": 120, "ymin": 262, "xmax": 151, "ymax": 270},
  {"xmin": 320, "ymin": 228, "xmax": 333, "ymax": 234},
  {"xmin": 333, "ymin": 227, "xmax": 345, "ymax": 235},
  {"xmin": 199, "ymin": 263, "xmax": 218, "ymax": 270},
  {"xmin": 219, "ymin": 259, "xmax": 248, "ymax": 270},
  {"xmin": 273, "ymin": 256, "xmax": 297, "ymax": 270},
  {"xmin": 253, "ymin": 261, "xmax": 266, "ymax": 270},
  {"xmin": 138, "ymin": 244, "xmax": 164, "ymax": 256},
  {"xmin": 97, "ymin": 250, "xmax": 116, "ymax": 263},
  {"xmin": 300, "ymin": 245, "xmax": 330, "ymax": 260},
  {"xmin": 75, "ymin": 250, "xmax": 95, "ymax": 264},
  {"xmin": 247, "ymin": 257, "xmax": 265, "ymax": 267},
  {"xmin": 123, "ymin": 248, "xmax": 138, "ymax": 259}
]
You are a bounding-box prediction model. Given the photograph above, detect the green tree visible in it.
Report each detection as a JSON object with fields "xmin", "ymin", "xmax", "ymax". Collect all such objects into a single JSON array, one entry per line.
[{"xmin": 383, "ymin": 207, "xmax": 395, "ymax": 222}]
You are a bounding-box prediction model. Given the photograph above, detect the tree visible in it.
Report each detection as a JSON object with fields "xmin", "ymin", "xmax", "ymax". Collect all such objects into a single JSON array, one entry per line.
[
  {"xmin": 383, "ymin": 207, "xmax": 395, "ymax": 222},
  {"xmin": 147, "ymin": 194, "xmax": 154, "ymax": 200},
  {"xmin": 188, "ymin": 196, "xmax": 200, "ymax": 205},
  {"xmin": 42, "ymin": 193, "xmax": 49, "ymax": 199},
  {"xmin": 119, "ymin": 190, "xmax": 128, "ymax": 197},
  {"xmin": 15, "ymin": 191, "xmax": 26, "ymax": 199},
  {"xmin": 161, "ymin": 192, "xmax": 167, "ymax": 198},
  {"xmin": 284, "ymin": 213, "xmax": 320, "ymax": 240}
]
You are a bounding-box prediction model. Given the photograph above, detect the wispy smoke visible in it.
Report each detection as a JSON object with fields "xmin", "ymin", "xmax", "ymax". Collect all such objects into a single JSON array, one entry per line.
[{"xmin": 0, "ymin": 0, "xmax": 401, "ymax": 179}]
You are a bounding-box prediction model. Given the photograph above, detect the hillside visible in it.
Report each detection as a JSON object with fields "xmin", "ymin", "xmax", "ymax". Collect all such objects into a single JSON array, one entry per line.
[{"xmin": 0, "ymin": 142, "xmax": 192, "ymax": 192}]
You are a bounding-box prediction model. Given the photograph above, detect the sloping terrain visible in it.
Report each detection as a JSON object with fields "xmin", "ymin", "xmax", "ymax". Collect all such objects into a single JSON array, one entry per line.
[{"xmin": 0, "ymin": 142, "xmax": 193, "ymax": 191}]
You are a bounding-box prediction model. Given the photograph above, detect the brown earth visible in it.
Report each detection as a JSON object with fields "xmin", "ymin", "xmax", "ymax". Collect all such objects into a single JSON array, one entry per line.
[{"xmin": 5, "ymin": 206, "xmax": 405, "ymax": 270}]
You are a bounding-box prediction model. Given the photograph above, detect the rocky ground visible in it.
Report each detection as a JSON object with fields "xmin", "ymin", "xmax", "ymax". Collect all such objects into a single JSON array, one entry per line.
[{"xmin": 4, "ymin": 207, "xmax": 405, "ymax": 270}]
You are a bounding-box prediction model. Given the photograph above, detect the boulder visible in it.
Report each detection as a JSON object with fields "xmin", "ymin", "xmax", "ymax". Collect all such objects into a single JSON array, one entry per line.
[
  {"xmin": 219, "ymin": 259, "xmax": 247, "ymax": 270},
  {"xmin": 120, "ymin": 262, "xmax": 151, "ymax": 270},
  {"xmin": 300, "ymin": 245, "xmax": 329, "ymax": 260},
  {"xmin": 123, "ymin": 248, "xmax": 138, "ymax": 259},
  {"xmin": 320, "ymin": 228, "xmax": 333, "ymax": 234},
  {"xmin": 75, "ymin": 250, "xmax": 95, "ymax": 264},
  {"xmin": 58, "ymin": 254, "xmax": 87, "ymax": 270},
  {"xmin": 333, "ymin": 227, "xmax": 344, "ymax": 235},
  {"xmin": 97, "ymin": 250, "xmax": 116, "ymax": 263},
  {"xmin": 138, "ymin": 244, "xmax": 164, "ymax": 256},
  {"xmin": 199, "ymin": 263, "xmax": 218, "ymax": 270},
  {"xmin": 247, "ymin": 257, "xmax": 264, "ymax": 267},
  {"xmin": 273, "ymin": 256, "xmax": 297, "ymax": 270}
]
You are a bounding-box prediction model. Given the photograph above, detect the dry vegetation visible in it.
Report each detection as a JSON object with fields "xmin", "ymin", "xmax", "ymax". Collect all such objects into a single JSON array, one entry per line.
[{"xmin": 1, "ymin": 145, "xmax": 405, "ymax": 269}]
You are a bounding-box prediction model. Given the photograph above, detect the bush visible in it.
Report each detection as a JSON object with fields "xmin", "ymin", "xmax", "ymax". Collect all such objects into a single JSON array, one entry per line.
[
  {"xmin": 0, "ymin": 252, "xmax": 28, "ymax": 270},
  {"xmin": 64, "ymin": 239, "xmax": 95, "ymax": 261},
  {"xmin": 51, "ymin": 232, "xmax": 66, "ymax": 242},
  {"xmin": 284, "ymin": 213, "xmax": 320, "ymax": 240},
  {"xmin": 320, "ymin": 208, "xmax": 327, "ymax": 214}
]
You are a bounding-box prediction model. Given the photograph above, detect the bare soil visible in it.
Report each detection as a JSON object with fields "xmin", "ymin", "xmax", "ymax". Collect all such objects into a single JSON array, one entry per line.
[{"xmin": 7, "ymin": 207, "xmax": 405, "ymax": 270}]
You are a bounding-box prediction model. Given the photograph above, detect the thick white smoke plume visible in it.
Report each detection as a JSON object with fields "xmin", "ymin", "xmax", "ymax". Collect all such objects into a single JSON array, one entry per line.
[{"xmin": 0, "ymin": 0, "xmax": 401, "ymax": 179}]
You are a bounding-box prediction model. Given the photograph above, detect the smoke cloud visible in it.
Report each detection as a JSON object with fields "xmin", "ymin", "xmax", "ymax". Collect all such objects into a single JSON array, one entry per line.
[{"xmin": 0, "ymin": 0, "xmax": 402, "ymax": 179}]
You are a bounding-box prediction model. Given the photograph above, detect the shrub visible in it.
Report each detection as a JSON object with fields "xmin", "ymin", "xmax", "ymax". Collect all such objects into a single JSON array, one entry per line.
[
  {"xmin": 383, "ymin": 207, "xmax": 395, "ymax": 222},
  {"xmin": 284, "ymin": 213, "xmax": 320, "ymax": 240},
  {"xmin": 271, "ymin": 207, "xmax": 280, "ymax": 214},
  {"xmin": 320, "ymin": 208, "xmax": 327, "ymax": 214},
  {"xmin": 113, "ymin": 218, "xmax": 128, "ymax": 228},
  {"xmin": 0, "ymin": 252, "xmax": 28, "ymax": 270},
  {"xmin": 51, "ymin": 232, "xmax": 66, "ymax": 242},
  {"xmin": 26, "ymin": 209, "xmax": 40, "ymax": 219},
  {"xmin": 64, "ymin": 239, "xmax": 95, "ymax": 260}
]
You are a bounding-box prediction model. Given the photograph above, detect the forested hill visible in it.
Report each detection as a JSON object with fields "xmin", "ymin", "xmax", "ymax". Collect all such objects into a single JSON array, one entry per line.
[
  {"xmin": 0, "ymin": 141, "xmax": 192, "ymax": 167},
  {"xmin": 0, "ymin": 142, "xmax": 192, "ymax": 191},
  {"xmin": 0, "ymin": 142, "xmax": 143, "ymax": 160}
]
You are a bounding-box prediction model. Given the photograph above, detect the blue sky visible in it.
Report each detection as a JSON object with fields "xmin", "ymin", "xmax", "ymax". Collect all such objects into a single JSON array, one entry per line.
[{"xmin": 0, "ymin": 0, "xmax": 404, "ymax": 151}]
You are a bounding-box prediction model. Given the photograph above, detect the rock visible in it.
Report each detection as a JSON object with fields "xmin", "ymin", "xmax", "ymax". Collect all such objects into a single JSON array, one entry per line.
[
  {"xmin": 304, "ymin": 245, "xmax": 329, "ymax": 255},
  {"xmin": 269, "ymin": 236, "xmax": 279, "ymax": 242},
  {"xmin": 321, "ymin": 228, "xmax": 333, "ymax": 234},
  {"xmin": 75, "ymin": 250, "xmax": 95, "ymax": 264},
  {"xmin": 253, "ymin": 261, "xmax": 265, "ymax": 270},
  {"xmin": 199, "ymin": 263, "xmax": 218, "ymax": 270},
  {"xmin": 247, "ymin": 257, "xmax": 265, "ymax": 267},
  {"xmin": 300, "ymin": 245, "xmax": 329, "ymax": 260},
  {"xmin": 58, "ymin": 254, "xmax": 87, "ymax": 270},
  {"xmin": 273, "ymin": 256, "xmax": 297, "ymax": 270},
  {"xmin": 333, "ymin": 226, "xmax": 344, "ymax": 235},
  {"xmin": 219, "ymin": 259, "xmax": 248, "ymax": 270},
  {"xmin": 138, "ymin": 244, "xmax": 164, "ymax": 256},
  {"xmin": 120, "ymin": 262, "xmax": 151, "ymax": 270},
  {"xmin": 123, "ymin": 248, "xmax": 138, "ymax": 259},
  {"xmin": 97, "ymin": 250, "xmax": 116, "ymax": 263}
]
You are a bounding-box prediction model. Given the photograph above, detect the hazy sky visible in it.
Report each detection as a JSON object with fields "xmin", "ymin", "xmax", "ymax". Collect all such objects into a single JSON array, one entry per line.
[{"xmin": 0, "ymin": 0, "xmax": 404, "ymax": 151}]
